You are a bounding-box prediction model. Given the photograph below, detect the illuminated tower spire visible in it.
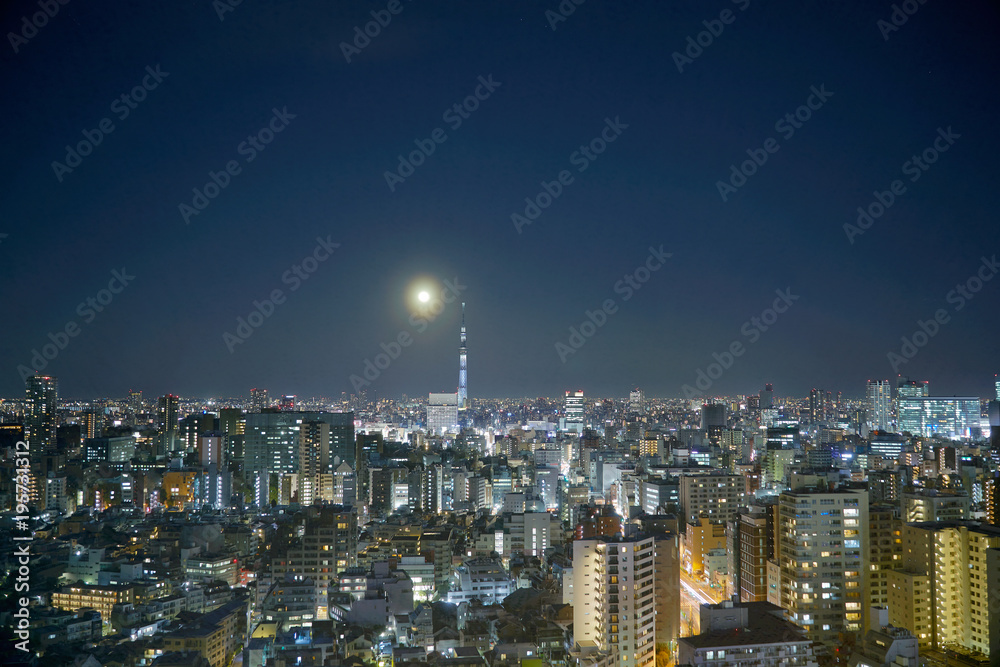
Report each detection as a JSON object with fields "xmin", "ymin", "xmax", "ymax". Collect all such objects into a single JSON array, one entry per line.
[{"xmin": 458, "ymin": 302, "xmax": 467, "ymax": 410}]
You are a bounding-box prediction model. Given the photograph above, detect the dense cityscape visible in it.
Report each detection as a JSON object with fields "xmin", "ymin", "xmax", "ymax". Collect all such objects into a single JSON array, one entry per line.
[
  {"xmin": 4, "ymin": 1, "xmax": 1000, "ymax": 667},
  {"xmin": 4, "ymin": 310, "xmax": 1000, "ymax": 667}
]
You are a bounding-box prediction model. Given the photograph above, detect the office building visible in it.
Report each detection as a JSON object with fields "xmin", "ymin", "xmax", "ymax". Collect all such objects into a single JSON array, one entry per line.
[
  {"xmin": 630, "ymin": 388, "xmax": 645, "ymax": 414},
  {"xmin": 896, "ymin": 396, "xmax": 980, "ymax": 438},
  {"xmin": 766, "ymin": 426, "xmax": 799, "ymax": 450},
  {"xmin": 869, "ymin": 432, "xmax": 907, "ymax": 459},
  {"xmin": 427, "ymin": 393, "xmax": 459, "ymax": 435},
  {"xmin": 896, "ymin": 380, "xmax": 929, "ymax": 433},
  {"xmin": 564, "ymin": 390, "xmax": 585, "ymax": 432}
]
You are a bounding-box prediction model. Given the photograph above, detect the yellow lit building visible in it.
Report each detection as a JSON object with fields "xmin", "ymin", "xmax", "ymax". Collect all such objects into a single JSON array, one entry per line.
[
  {"xmin": 161, "ymin": 470, "xmax": 199, "ymax": 509},
  {"xmin": 161, "ymin": 599, "xmax": 246, "ymax": 667},
  {"xmin": 51, "ymin": 584, "xmax": 135, "ymax": 634},
  {"xmin": 888, "ymin": 521, "xmax": 1000, "ymax": 656},
  {"xmin": 685, "ymin": 517, "xmax": 727, "ymax": 575}
]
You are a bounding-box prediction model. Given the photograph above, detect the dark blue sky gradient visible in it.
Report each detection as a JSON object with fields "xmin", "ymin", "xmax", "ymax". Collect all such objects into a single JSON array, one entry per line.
[{"xmin": 2, "ymin": 0, "xmax": 998, "ymax": 400}]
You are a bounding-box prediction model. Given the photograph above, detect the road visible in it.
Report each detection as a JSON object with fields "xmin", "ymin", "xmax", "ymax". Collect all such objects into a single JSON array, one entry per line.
[{"xmin": 679, "ymin": 571, "xmax": 725, "ymax": 637}]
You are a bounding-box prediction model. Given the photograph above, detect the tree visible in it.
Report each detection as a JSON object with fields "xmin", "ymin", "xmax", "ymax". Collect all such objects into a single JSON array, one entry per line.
[{"xmin": 656, "ymin": 643, "xmax": 673, "ymax": 667}]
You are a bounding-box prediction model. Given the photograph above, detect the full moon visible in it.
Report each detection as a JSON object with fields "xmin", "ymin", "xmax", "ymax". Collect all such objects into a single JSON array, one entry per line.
[{"xmin": 418, "ymin": 291, "xmax": 430, "ymax": 303}]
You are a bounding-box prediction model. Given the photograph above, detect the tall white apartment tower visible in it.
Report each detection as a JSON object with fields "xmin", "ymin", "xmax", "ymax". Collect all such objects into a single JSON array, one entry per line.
[{"xmin": 571, "ymin": 535, "xmax": 656, "ymax": 667}]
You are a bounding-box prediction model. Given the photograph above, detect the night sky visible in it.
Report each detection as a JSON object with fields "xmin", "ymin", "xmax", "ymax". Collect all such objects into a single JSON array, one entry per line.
[{"xmin": 2, "ymin": 1, "xmax": 999, "ymax": 400}]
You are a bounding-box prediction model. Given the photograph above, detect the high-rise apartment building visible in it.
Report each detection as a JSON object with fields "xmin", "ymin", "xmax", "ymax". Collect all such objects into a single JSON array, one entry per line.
[
  {"xmin": 157, "ymin": 394, "xmax": 179, "ymax": 456},
  {"xmin": 81, "ymin": 407, "xmax": 101, "ymax": 440},
  {"xmin": 268, "ymin": 505, "xmax": 357, "ymax": 620},
  {"xmin": 776, "ymin": 487, "xmax": 869, "ymax": 645},
  {"xmin": 888, "ymin": 521, "xmax": 1000, "ymax": 656},
  {"xmin": 25, "ymin": 375, "xmax": 58, "ymax": 458},
  {"xmin": 901, "ymin": 489, "xmax": 969, "ymax": 523},
  {"xmin": 730, "ymin": 505, "xmax": 775, "ymax": 603},
  {"xmin": 298, "ymin": 420, "xmax": 331, "ymax": 505},
  {"xmin": 571, "ymin": 535, "xmax": 656, "ymax": 667},
  {"xmin": 679, "ymin": 472, "xmax": 743, "ymax": 526},
  {"xmin": 866, "ymin": 380, "xmax": 892, "ymax": 433},
  {"xmin": 809, "ymin": 388, "xmax": 829, "ymax": 423},
  {"xmin": 868, "ymin": 504, "xmax": 902, "ymax": 612},
  {"xmin": 25, "ymin": 375, "xmax": 58, "ymax": 503},
  {"xmin": 250, "ymin": 388, "xmax": 269, "ymax": 412}
]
